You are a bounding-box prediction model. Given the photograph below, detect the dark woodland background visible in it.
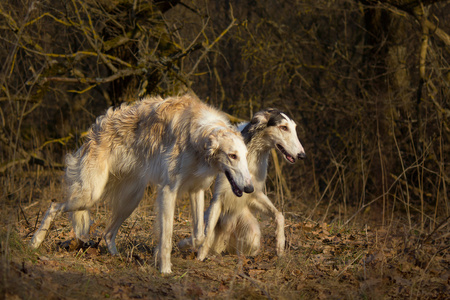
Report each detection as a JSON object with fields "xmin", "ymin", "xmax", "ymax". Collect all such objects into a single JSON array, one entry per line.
[
  {"xmin": 1, "ymin": 1, "xmax": 449, "ymax": 298},
  {"xmin": 1, "ymin": 0, "xmax": 449, "ymax": 241}
]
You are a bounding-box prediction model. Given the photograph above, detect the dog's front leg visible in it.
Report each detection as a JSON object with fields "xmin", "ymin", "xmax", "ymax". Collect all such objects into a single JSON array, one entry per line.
[
  {"xmin": 274, "ymin": 209, "xmax": 286, "ymax": 256},
  {"xmin": 189, "ymin": 190, "xmax": 205, "ymax": 248},
  {"xmin": 157, "ymin": 185, "xmax": 177, "ymax": 274},
  {"xmin": 252, "ymin": 192, "xmax": 285, "ymax": 256},
  {"xmin": 197, "ymin": 196, "xmax": 222, "ymax": 261}
]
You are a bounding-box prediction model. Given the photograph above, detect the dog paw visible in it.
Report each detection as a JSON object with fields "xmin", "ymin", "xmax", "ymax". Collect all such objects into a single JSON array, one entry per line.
[
  {"xmin": 29, "ymin": 240, "xmax": 39, "ymax": 249},
  {"xmin": 30, "ymin": 230, "xmax": 47, "ymax": 249},
  {"xmin": 177, "ymin": 238, "xmax": 192, "ymax": 250},
  {"xmin": 276, "ymin": 244, "xmax": 285, "ymax": 256},
  {"xmin": 197, "ymin": 248, "xmax": 207, "ymax": 261},
  {"xmin": 105, "ymin": 244, "xmax": 119, "ymax": 255},
  {"xmin": 160, "ymin": 265, "xmax": 172, "ymax": 274}
]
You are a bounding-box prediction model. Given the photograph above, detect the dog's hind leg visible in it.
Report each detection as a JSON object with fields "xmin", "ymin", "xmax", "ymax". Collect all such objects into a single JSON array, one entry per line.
[
  {"xmin": 210, "ymin": 213, "xmax": 235, "ymax": 255},
  {"xmin": 103, "ymin": 179, "xmax": 146, "ymax": 255},
  {"xmin": 190, "ymin": 190, "xmax": 205, "ymax": 248},
  {"xmin": 177, "ymin": 190, "xmax": 205, "ymax": 250},
  {"xmin": 156, "ymin": 185, "xmax": 177, "ymax": 274},
  {"xmin": 228, "ymin": 208, "xmax": 261, "ymax": 256},
  {"xmin": 197, "ymin": 196, "xmax": 222, "ymax": 261},
  {"xmin": 30, "ymin": 197, "xmax": 101, "ymax": 249},
  {"xmin": 30, "ymin": 160, "xmax": 110, "ymax": 249},
  {"xmin": 30, "ymin": 202, "xmax": 66, "ymax": 249}
]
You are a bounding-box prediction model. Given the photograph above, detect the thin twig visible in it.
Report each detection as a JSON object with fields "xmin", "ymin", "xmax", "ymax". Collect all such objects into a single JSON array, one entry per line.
[
  {"xmin": 188, "ymin": 5, "xmax": 237, "ymax": 77},
  {"xmin": 40, "ymin": 68, "xmax": 146, "ymax": 85},
  {"xmin": 33, "ymin": 209, "xmax": 41, "ymax": 232},
  {"xmin": 336, "ymin": 251, "xmax": 364, "ymax": 278}
]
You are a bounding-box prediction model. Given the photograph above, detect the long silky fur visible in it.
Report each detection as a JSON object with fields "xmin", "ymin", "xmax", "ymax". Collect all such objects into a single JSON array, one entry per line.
[
  {"xmin": 182, "ymin": 108, "xmax": 306, "ymax": 260},
  {"xmin": 30, "ymin": 94, "xmax": 253, "ymax": 274}
]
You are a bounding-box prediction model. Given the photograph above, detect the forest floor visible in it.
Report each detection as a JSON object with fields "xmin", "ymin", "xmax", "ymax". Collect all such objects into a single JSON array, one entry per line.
[{"xmin": 1, "ymin": 170, "xmax": 449, "ymax": 299}]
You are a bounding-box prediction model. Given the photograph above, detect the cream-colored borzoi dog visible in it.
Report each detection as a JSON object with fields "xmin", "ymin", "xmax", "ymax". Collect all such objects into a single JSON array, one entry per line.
[
  {"xmin": 30, "ymin": 94, "xmax": 254, "ymax": 274},
  {"xmin": 179, "ymin": 109, "xmax": 305, "ymax": 260}
]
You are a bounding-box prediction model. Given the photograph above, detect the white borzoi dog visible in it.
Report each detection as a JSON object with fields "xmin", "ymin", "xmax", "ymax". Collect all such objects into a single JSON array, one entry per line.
[
  {"xmin": 30, "ymin": 94, "xmax": 254, "ymax": 274},
  {"xmin": 179, "ymin": 109, "xmax": 305, "ymax": 260}
]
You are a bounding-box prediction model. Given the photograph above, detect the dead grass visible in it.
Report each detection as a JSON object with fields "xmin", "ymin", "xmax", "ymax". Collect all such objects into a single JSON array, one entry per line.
[{"xmin": 1, "ymin": 172, "xmax": 449, "ymax": 300}]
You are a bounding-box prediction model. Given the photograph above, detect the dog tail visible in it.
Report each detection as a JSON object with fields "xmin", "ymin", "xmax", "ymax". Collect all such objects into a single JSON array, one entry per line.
[
  {"xmin": 70, "ymin": 211, "xmax": 91, "ymax": 242},
  {"xmin": 65, "ymin": 149, "xmax": 92, "ymax": 242}
]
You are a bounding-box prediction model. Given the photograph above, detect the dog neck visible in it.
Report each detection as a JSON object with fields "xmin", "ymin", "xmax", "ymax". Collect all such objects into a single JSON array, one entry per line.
[{"xmin": 243, "ymin": 130, "xmax": 272, "ymax": 182}]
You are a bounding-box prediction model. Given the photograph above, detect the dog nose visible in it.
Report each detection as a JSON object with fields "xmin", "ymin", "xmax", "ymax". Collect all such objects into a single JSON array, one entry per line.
[
  {"xmin": 298, "ymin": 152, "xmax": 306, "ymax": 159},
  {"xmin": 244, "ymin": 185, "xmax": 254, "ymax": 194}
]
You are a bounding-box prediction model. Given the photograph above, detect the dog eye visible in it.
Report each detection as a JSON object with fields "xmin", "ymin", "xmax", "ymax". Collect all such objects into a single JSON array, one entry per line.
[
  {"xmin": 280, "ymin": 126, "xmax": 288, "ymax": 131},
  {"xmin": 228, "ymin": 154, "xmax": 237, "ymax": 160}
]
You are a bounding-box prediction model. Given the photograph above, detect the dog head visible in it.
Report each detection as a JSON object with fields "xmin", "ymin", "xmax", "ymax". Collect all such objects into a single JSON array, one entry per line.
[
  {"xmin": 241, "ymin": 109, "xmax": 306, "ymax": 163},
  {"xmin": 206, "ymin": 130, "xmax": 254, "ymax": 197}
]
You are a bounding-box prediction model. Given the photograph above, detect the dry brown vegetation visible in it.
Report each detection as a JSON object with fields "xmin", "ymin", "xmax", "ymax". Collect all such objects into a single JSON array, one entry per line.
[{"xmin": 1, "ymin": 0, "xmax": 449, "ymax": 299}]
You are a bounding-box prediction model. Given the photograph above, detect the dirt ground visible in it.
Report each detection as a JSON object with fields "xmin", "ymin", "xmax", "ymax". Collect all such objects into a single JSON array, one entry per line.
[{"xmin": 1, "ymin": 171, "xmax": 449, "ymax": 299}]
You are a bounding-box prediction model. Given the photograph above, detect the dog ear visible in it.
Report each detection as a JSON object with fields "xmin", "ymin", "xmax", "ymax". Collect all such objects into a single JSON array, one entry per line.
[
  {"xmin": 241, "ymin": 111, "xmax": 269, "ymax": 141},
  {"xmin": 250, "ymin": 111, "xmax": 269, "ymax": 130},
  {"xmin": 205, "ymin": 134, "xmax": 220, "ymax": 158},
  {"xmin": 265, "ymin": 108, "xmax": 284, "ymax": 127}
]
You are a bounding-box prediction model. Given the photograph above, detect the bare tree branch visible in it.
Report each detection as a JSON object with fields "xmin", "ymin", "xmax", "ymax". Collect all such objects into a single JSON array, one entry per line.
[{"xmin": 40, "ymin": 68, "xmax": 147, "ymax": 85}]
